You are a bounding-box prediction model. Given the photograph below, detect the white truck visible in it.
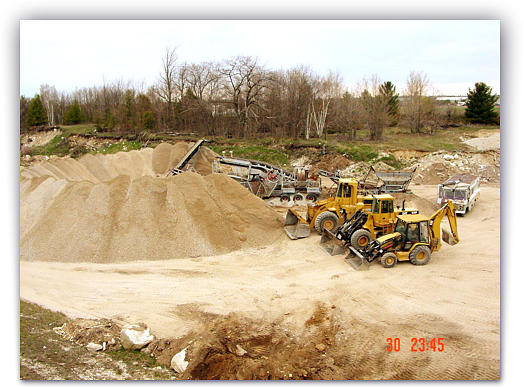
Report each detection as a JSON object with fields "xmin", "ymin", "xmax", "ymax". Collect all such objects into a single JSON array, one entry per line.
[{"xmin": 437, "ymin": 174, "xmax": 480, "ymax": 215}]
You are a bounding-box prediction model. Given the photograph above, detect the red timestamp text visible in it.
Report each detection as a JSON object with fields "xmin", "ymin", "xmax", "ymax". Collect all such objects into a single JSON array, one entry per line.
[{"xmin": 386, "ymin": 338, "xmax": 445, "ymax": 352}]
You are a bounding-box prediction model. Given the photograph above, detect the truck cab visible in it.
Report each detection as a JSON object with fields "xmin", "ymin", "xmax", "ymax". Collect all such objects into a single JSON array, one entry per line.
[{"xmin": 437, "ymin": 174, "xmax": 480, "ymax": 215}]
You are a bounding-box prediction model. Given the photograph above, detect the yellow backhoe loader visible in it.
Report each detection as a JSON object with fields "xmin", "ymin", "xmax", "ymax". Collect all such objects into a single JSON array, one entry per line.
[
  {"xmin": 330, "ymin": 200, "xmax": 459, "ymax": 270},
  {"xmin": 320, "ymin": 195, "xmax": 419, "ymax": 253},
  {"xmin": 283, "ymin": 178, "xmax": 375, "ymax": 239}
]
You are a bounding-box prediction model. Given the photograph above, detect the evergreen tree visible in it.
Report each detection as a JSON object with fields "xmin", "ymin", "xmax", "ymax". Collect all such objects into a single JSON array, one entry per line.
[
  {"xmin": 26, "ymin": 94, "xmax": 48, "ymax": 126},
  {"xmin": 63, "ymin": 100, "xmax": 84, "ymax": 124},
  {"xmin": 20, "ymin": 96, "xmax": 30, "ymax": 132},
  {"xmin": 123, "ymin": 89, "xmax": 135, "ymax": 130},
  {"xmin": 465, "ymin": 82, "xmax": 499, "ymax": 124},
  {"xmin": 379, "ymin": 81, "xmax": 400, "ymax": 119},
  {"xmin": 143, "ymin": 111, "xmax": 155, "ymax": 130}
]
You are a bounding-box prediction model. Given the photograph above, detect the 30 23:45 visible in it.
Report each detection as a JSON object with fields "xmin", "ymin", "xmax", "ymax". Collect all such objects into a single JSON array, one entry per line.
[{"xmin": 386, "ymin": 338, "xmax": 445, "ymax": 352}]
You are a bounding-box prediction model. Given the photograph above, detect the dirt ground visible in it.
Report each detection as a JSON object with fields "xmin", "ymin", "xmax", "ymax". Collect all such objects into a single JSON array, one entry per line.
[
  {"xmin": 19, "ymin": 130, "xmax": 500, "ymax": 379},
  {"xmin": 20, "ymin": 183, "xmax": 500, "ymax": 379}
]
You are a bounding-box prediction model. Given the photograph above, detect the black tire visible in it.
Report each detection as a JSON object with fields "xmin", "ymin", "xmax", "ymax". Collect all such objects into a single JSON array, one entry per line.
[
  {"xmin": 293, "ymin": 193, "xmax": 304, "ymax": 202},
  {"xmin": 350, "ymin": 229, "xmax": 373, "ymax": 250},
  {"xmin": 380, "ymin": 252, "xmax": 397, "ymax": 268},
  {"xmin": 280, "ymin": 195, "xmax": 290, "ymax": 202},
  {"xmin": 306, "ymin": 193, "xmax": 317, "ymax": 201},
  {"xmin": 314, "ymin": 211, "xmax": 339, "ymax": 234},
  {"xmin": 409, "ymin": 245, "xmax": 432, "ymax": 265}
]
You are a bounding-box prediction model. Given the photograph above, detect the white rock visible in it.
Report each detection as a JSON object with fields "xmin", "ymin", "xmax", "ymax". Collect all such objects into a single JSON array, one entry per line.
[
  {"xmin": 86, "ymin": 342, "xmax": 103, "ymax": 352},
  {"xmin": 443, "ymin": 154, "xmax": 453, "ymax": 160},
  {"xmin": 120, "ymin": 323, "xmax": 154, "ymax": 350},
  {"xmin": 235, "ymin": 345, "xmax": 247, "ymax": 356},
  {"xmin": 171, "ymin": 347, "xmax": 189, "ymax": 373}
]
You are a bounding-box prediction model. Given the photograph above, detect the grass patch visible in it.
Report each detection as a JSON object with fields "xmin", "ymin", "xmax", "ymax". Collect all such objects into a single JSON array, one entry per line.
[
  {"xmin": 20, "ymin": 300, "xmax": 175, "ymax": 380},
  {"xmin": 61, "ymin": 124, "xmax": 98, "ymax": 135},
  {"xmin": 29, "ymin": 133, "xmax": 72, "ymax": 157},
  {"xmin": 333, "ymin": 144, "xmax": 378, "ymax": 162},
  {"xmin": 96, "ymin": 141, "xmax": 143, "ymax": 154}
]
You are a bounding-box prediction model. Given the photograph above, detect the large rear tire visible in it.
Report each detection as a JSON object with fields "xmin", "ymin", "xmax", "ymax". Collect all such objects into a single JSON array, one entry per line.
[
  {"xmin": 409, "ymin": 245, "xmax": 431, "ymax": 265},
  {"xmin": 350, "ymin": 229, "xmax": 373, "ymax": 250},
  {"xmin": 314, "ymin": 211, "xmax": 339, "ymax": 234}
]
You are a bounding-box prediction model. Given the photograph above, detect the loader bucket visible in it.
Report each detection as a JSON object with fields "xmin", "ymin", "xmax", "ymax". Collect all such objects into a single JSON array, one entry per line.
[
  {"xmin": 284, "ymin": 209, "xmax": 311, "ymax": 240},
  {"xmin": 319, "ymin": 229, "xmax": 347, "ymax": 256},
  {"xmin": 344, "ymin": 247, "xmax": 370, "ymax": 271},
  {"xmin": 442, "ymin": 229, "xmax": 458, "ymax": 246}
]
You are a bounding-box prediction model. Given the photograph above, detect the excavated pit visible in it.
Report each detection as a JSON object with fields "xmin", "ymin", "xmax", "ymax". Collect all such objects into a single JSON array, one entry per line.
[{"xmin": 20, "ymin": 142, "xmax": 284, "ymax": 263}]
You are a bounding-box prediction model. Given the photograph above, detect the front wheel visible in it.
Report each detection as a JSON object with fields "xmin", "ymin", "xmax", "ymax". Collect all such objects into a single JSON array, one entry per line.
[
  {"xmin": 409, "ymin": 245, "xmax": 431, "ymax": 266},
  {"xmin": 350, "ymin": 229, "xmax": 373, "ymax": 250},
  {"xmin": 314, "ymin": 211, "xmax": 339, "ymax": 234},
  {"xmin": 380, "ymin": 252, "xmax": 398, "ymax": 268}
]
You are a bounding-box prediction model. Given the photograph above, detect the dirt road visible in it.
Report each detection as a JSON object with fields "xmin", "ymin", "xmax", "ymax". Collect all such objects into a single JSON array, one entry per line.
[{"xmin": 20, "ymin": 184, "xmax": 500, "ymax": 379}]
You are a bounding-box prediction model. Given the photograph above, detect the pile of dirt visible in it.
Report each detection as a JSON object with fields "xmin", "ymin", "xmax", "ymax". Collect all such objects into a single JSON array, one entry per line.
[
  {"xmin": 144, "ymin": 303, "xmax": 498, "ymax": 380},
  {"xmin": 20, "ymin": 143, "xmax": 284, "ymax": 263},
  {"xmin": 312, "ymin": 154, "xmax": 352, "ymax": 173},
  {"xmin": 409, "ymin": 151, "xmax": 500, "ymax": 185},
  {"xmin": 54, "ymin": 318, "xmax": 122, "ymax": 351}
]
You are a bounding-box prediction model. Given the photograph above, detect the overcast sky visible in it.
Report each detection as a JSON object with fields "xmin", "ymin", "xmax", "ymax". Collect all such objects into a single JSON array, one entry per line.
[{"xmin": 19, "ymin": 20, "xmax": 500, "ymax": 97}]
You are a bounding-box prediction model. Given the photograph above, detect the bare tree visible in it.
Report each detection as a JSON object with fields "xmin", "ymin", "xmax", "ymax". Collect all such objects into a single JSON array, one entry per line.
[
  {"xmin": 332, "ymin": 90, "xmax": 365, "ymax": 140},
  {"xmin": 307, "ymin": 71, "xmax": 342, "ymax": 139},
  {"xmin": 403, "ymin": 71, "xmax": 431, "ymax": 133},
  {"xmin": 39, "ymin": 84, "xmax": 59, "ymax": 125},
  {"xmin": 155, "ymin": 47, "xmax": 178, "ymax": 129},
  {"xmin": 221, "ymin": 56, "xmax": 270, "ymax": 137}
]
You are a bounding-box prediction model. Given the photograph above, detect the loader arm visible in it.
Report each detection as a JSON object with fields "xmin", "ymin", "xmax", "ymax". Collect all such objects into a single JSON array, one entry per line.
[{"xmin": 429, "ymin": 200, "xmax": 460, "ymax": 251}]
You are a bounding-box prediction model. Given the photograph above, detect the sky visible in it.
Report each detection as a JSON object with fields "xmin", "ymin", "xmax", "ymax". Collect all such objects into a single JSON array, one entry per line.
[{"xmin": 19, "ymin": 20, "xmax": 500, "ymax": 97}]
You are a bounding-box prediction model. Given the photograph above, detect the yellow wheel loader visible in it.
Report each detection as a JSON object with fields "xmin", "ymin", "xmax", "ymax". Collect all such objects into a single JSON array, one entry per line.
[
  {"xmin": 338, "ymin": 200, "xmax": 460, "ymax": 270},
  {"xmin": 319, "ymin": 195, "xmax": 419, "ymax": 254},
  {"xmin": 283, "ymin": 178, "xmax": 374, "ymax": 239}
]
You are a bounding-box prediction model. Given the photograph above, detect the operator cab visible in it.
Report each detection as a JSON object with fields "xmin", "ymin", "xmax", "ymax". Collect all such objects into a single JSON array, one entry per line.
[
  {"xmin": 371, "ymin": 195, "xmax": 395, "ymax": 214},
  {"xmin": 394, "ymin": 215, "xmax": 430, "ymax": 251},
  {"xmin": 336, "ymin": 178, "xmax": 357, "ymax": 198}
]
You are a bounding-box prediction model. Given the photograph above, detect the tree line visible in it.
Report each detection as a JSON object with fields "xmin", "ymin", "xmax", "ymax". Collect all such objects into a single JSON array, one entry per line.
[{"xmin": 20, "ymin": 48, "xmax": 499, "ymax": 141}]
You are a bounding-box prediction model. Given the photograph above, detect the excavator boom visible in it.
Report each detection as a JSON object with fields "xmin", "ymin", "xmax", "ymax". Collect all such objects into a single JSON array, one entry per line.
[{"xmin": 430, "ymin": 200, "xmax": 460, "ymax": 249}]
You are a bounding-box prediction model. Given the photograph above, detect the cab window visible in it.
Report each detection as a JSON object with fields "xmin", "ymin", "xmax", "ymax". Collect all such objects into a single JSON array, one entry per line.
[
  {"xmin": 337, "ymin": 184, "xmax": 352, "ymax": 198},
  {"xmin": 419, "ymin": 221, "xmax": 429, "ymax": 243},
  {"xmin": 406, "ymin": 223, "xmax": 419, "ymax": 242},
  {"xmin": 372, "ymin": 199, "xmax": 380, "ymax": 213},
  {"xmin": 395, "ymin": 219, "xmax": 406, "ymax": 234},
  {"xmin": 381, "ymin": 200, "xmax": 393, "ymax": 214}
]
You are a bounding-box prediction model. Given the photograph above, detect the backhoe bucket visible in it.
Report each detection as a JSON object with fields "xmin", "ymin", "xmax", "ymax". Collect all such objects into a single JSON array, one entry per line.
[
  {"xmin": 442, "ymin": 228, "xmax": 458, "ymax": 246},
  {"xmin": 319, "ymin": 229, "xmax": 347, "ymax": 256},
  {"xmin": 344, "ymin": 247, "xmax": 370, "ymax": 271},
  {"xmin": 284, "ymin": 209, "xmax": 311, "ymax": 240}
]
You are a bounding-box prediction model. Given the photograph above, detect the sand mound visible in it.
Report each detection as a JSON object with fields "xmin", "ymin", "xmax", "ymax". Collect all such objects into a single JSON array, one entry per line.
[
  {"xmin": 391, "ymin": 192, "xmax": 438, "ymax": 216},
  {"xmin": 20, "ymin": 144, "xmax": 284, "ymax": 263}
]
